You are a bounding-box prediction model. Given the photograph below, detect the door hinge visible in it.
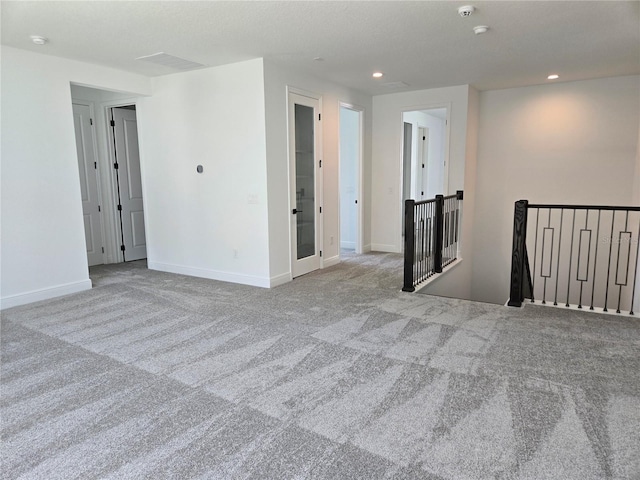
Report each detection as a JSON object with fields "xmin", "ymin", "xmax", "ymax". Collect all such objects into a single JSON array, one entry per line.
[
  {"xmin": 319, "ymin": 160, "xmax": 322, "ymax": 168},
  {"xmin": 422, "ymin": 164, "xmax": 425, "ymax": 168},
  {"xmin": 120, "ymin": 245, "xmax": 126, "ymax": 252},
  {"xmin": 318, "ymin": 113, "xmax": 321, "ymax": 121},
  {"xmin": 94, "ymin": 161, "xmax": 97, "ymax": 169},
  {"xmin": 110, "ymin": 120, "xmax": 115, "ymax": 127},
  {"xmin": 423, "ymin": 136, "xmax": 426, "ymax": 140},
  {"xmin": 117, "ymin": 204, "xmax": 122, "ymax": 211},
  {"xmin": 421, "ymin": 191, "xmax": 424, "ymax": 196},
  {"xmin": 90, "ymin": 118, "xmax": 94, "ymax": 126},
  {"xmin": 319, "ymin": 206, "xmax": 322, "ymax": 213},
  {"xmin": 114, "ymin": 163, "xmax": 119, "ymax": 169},
  {"xmin": 98, "ymin": 205, "xmax": 101, "ymax": 212},
  {"xmin": 101, "ymin": 247, "xmax": 104, "ymax": 253},
  {"xmin": 320, "ymin": 250, "xmax": 322, "ymax": 257}
]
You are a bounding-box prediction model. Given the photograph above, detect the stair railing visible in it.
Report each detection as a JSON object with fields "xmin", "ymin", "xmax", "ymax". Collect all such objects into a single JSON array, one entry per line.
[
  {"xmin": 508, "ymin": 200, "xmax": 640, "ymax": 315},
  {"xmin": 403, "ymin": 191, "xmax": 463, "ymax": 292}
]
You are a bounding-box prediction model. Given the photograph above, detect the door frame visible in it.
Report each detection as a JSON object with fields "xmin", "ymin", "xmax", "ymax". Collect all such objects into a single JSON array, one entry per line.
[
  {"xmin": 287, "ymin": 86, "xmax": 323, "ymax": 277},
  {"xmin": 338, "ymin": 101, "xmax": 364, "ymax": 255},
  {"xmin": 71, "ymin": 99, "xmax": 107, "ymax": 266},
  {"xmin": 399, "ymin": 103, "xmax": 451, "ymax": 249}
]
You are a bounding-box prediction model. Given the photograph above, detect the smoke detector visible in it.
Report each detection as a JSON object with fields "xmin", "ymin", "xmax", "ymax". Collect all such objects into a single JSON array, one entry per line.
[
  {"xmin": 473, "ymin": 25, "xmax": 489, "ymax": 35},
  {"xmin": 458, "ymin": 5, "xmax": 475, "ymax": 17}
]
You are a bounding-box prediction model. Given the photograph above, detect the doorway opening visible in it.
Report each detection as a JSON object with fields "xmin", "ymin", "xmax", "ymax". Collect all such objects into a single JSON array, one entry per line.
[
  {"xmin": 70, "ymin": 84, "xmax": 147, "ymax": 268},
  {"xmin": 339, "ymin": 103, "xmax": 363, "ymax": 255},
  {"xmin": 401, "ymin": 107, "xmax": 449, "ymax": 202}
]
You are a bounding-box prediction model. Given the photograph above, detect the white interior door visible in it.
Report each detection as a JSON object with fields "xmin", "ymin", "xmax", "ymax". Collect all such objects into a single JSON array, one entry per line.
[
  {"xmin": 289, "ymin": 92, "xmax": 321, "ymax": 278},
  {"xmin": 72, "ymin": 102, "xmax": 104, "ymax": 266},
  {"xmin": 111, "ymin": 107, "xmax": 147, "ymax": 261}
]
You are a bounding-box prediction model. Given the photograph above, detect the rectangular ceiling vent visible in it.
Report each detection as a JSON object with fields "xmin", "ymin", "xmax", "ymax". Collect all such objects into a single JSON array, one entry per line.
[
  {"xmin": 382, "ymin": 81, "xmax": 409, "ymax": 89},
  {"xmin": 135, "ymin": 52, "xmax": 205, "ymax": 71}
]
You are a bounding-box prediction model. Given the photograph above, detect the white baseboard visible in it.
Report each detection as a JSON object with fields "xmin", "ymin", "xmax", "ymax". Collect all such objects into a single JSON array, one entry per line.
[
  {"xmin": 371, "ymin": 243, "xmax": 401, "ymax": 253},
  {"xmin": 323, "ymin": 255, "xmax": 340, "ymax": 268},
  {"xmin": 148, "ymin": 261, "xmax": 271, "ymax": 288},
  {"xmin": 269, "ymin": 272, "xmax": 292, "ymax": 288},
  {"xmin": 1, "ymin": 279, "xmax": 93, "ymax": 310},
  {"xmin": 340, "ymin": 241, "xmax": 356, "ymax": 249},
  {"xmin": 362, "ymin": 244, "xmax": 372, "ymax": 253}
]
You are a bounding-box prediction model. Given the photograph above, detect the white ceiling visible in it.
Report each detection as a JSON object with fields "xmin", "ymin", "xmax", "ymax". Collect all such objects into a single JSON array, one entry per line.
[{"xmin": 2, "ymin": 1, "xmax": 639, "ymax": 95}]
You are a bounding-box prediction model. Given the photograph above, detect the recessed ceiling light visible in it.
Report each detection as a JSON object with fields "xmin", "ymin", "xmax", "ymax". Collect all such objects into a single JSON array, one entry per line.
[
  {"xmin": 473, "ymin": 25, "xmax": 489, "ymax": 35},
  {"xmin": 372, "ymin": 72, "xmax": 384, "ymax": 79},
  {"xmin": 30, "ymin": 35, "xmax": 48, "ymax": 45},
  {"xmin": 547, "ymin": 74, "xmax": 559, "ymax": 80}
]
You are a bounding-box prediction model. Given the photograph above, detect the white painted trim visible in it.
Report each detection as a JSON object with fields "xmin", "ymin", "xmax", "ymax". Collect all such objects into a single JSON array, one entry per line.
[
  {"xmin": 1, "ymin": 279, "xmax": 93, "ymax": 310},
  {"xmin": 371, "ymin": 243, "xmax": 401, "ymax": 253},
  {"xmin": 269, "ymin": 272, "xmax": 292, "ymax": 288},
  {"xmin": 148, "ymin": 261, "xmax": 271, "ymax": 288},
  {"xmin": 362, "ymin": 244, "xmax": 372, "ymax": 253},
  {"xmin": 322, "ymin": 255, "xmax": 340, "ymax": 268}
]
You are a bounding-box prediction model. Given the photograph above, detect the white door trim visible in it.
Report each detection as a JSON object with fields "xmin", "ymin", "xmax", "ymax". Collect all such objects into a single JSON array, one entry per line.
[
  {"xmin": 338, "ymin": 101, "xmax": 365, "ymax": 255},
  {"xmin": 287, "ymin": 87, "xmax": 323, "ymax": 277}
]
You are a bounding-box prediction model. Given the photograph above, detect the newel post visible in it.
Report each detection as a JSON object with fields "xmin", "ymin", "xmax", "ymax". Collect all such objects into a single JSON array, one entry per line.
[
  {"xmin": 403, "ymin": 199, "xmax": 416, "ymax": 292},
  {"xmin": 434, "ymin": 195, "xmax": 444, "ymax": 273},
  {"xmin": 508, "ymin": 200, "xmax": 529, "ymax": 307}
]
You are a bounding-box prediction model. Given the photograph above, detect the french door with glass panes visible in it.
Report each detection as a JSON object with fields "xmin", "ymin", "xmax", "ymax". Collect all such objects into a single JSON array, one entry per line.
[{"xmin": 288, "ymin": 91, "xmax": 321, "ymax": 278}]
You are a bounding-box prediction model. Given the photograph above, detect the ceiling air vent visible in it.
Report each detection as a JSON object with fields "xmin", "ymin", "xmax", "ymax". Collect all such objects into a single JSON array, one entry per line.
[
  {"xmin": 135, "ymin": 52, "xmax": 205, "ymax": 71},
  {"xmin": 381, "ymin": 81, "xmax": 409, "ymax": 89}
]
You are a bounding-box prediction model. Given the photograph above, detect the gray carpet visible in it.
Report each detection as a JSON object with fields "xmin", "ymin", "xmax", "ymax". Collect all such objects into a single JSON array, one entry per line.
[{"xmin": 1, "ymin": 251, "xmax": 639, "ymax": 479}]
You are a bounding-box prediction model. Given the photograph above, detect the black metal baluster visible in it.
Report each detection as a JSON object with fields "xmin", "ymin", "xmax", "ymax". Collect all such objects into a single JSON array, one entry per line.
[
  {"xmin": 616, "ymin": 211, "xmax": 630, "ymax": 314},
  {"xmin": 590, "ymin": 210, "xmax": 601, "ymax": 310},
  {"xmin": 565, "ymin": 209, "xmax": 576, "ymax": 307},
  {"xmin": 532, "ymin": 208, "xmax": 540, "ymax": 303},
  {"xmin": 543, "ymin": 208, "xmax": 551, "ymax": 304},
  {"xmin": 554, "ymin": 208, "xmax": 564, "ymax": 306},
  {"xmin": 604, "ymin": 211, "xmax": 616, "ymax": 312},
  {"xmin": 578, "ymin": 210, "xmax": 589, "ymax": 309}
]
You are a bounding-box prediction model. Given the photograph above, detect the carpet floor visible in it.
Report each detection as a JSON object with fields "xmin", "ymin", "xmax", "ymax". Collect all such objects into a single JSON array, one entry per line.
[{"xmin": 1, "ymin": 251, "xmax": 639, "ymax": 479}]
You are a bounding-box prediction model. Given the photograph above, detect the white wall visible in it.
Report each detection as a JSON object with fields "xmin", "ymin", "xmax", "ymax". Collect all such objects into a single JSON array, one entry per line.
[
  {"xmin": 471, "ymin": 75, "xmax": 640, "ymax": 305},
  {"xmin": 372, "ymin": 86, "xmax": 471, "ymax": 253},
  {"xmin": 136, "ymin": 59, "xmax": 272, "ymax": 287},
  {"xmin": 262, "ymin": 60, "xmax": 373, "ymax": 281},
  {"xmin": 339, "ymin": 106, "xmax": 360, "ymax": 249},
  {"xmin": 420, "ymin": 87, "xmax": 480, "ymax": 300},
  {"xmin": 1, "ymin": 46, "xmax": 150, "ymax": 309}
]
